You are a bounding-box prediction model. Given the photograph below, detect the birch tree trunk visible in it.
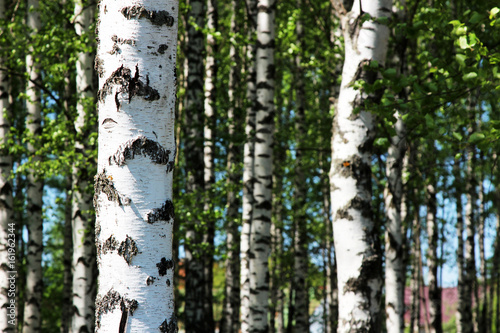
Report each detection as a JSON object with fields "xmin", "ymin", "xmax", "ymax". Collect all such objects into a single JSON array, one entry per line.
[
  {"xmin": 184, "ymin": 0, "xmax": 207, "ymax": 330},
  {"xmin": 247, "ymin": 0, "xmax": 275, "ymax": 331},
  {"xmin": 71, "ymin": 1, "xmax": 97, "ymax": 331},
  {"xmin": 426, "ymin": 167, "xmax": 442, "ymax": 333},
  {"xmin": 202, "ymin": 0, "xmax": 217, "ymax": 330},
  {"xmin": 464, "ymin": 145, "xmax": 476, "ymax": 333},
  {"xmin": 478, "ymin": 163, "xmax": 488, "ymax": 333},
  {"xmin": 23, "ymin": 1, "xmax": 44, "ymax": 331},
  {"xmin": 329, "ymin": 1, "xmax": 390, "ymax": 331},
  {"xmin": 454, "ymin": 159, "xmax": 470, "ymax": 333},
  {"xmin": 240, "ymin": 0, "xmax": 257, "ymax": 330},
  {"xmin": 410, "ymin": 187, "xmax": 421, "ymax": 333},
  {"xmin": 384, "ymin": 115, "xmax": 406, "ymax": 333},
  {"xmin": 291, "ymin": 2, "xmax": 308, "ymax": 330},
  {"xmin": 0, "ymin": 0, "xmax": 14, "ymax": 328},
  {"xmin": 94, "ymin": 0, "xmax": 178, "ymax": 330},
  {"xmin": 222, "ymin": 1, "xmax": 242, "ymax": 332}
]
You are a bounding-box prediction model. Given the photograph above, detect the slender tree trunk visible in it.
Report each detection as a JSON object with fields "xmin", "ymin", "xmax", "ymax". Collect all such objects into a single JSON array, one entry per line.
[
  {"xmin": 240, "ymin": 0, "xmax": 257, "ymax": 331},
  {"xmin": 291, "ymin": 2, "xmax": 308, "ymax": 331},
  {"xmin": 384, "ymin": 114, "xmax": 406, "ymax": 333},
  {"xmin": 23, "ymin": 1, "xmax": 44, "ymax": 331},
  {"xmin": 329, "ymin": 1, "xmax": 390, "ymax": 331},
  {"xmin": 464, "ymin": 145, "xmax": 476, "ymax": 333},
  {"xmin": 202, "ymin": 0, "xmax": 217, "ymax": 330},
  {"xmin": 61, "ymin": 176, "xmax": 73, "ymax": 333},
  {"xmin": 221, "ymin": 1, "xmax": 242, "ymax": 331},
  {"xmin": 0, "ymin": 0, "xmax": 15, "ymax": 327},
  {"xmin": 454, "ymin": 159, "xmax": 470, "ymax": 333},
  {"xmin": 71, "ymin": 2, "xmax": 97, "ymax": 332},
  {"xmin": 94, "ymin": 0, "xmax": 178, "ymax": 330},
  {"xmin": 478, "ymin": 161, "xmax": 488, "ymax": 333},
  {"xmin": 246, "ymin": 0, "xmax": 276, "ymax": 331},
  {"xmin": 184, "ymin": 0, "xmax": 207, "ymax": 330},
  {"xmin": 410, "ymin": 187, "xmax": 421, "ymax": 333},
  {"xmin": 426, "ymin": 163, "xmax": 442, "ymax": 333}
]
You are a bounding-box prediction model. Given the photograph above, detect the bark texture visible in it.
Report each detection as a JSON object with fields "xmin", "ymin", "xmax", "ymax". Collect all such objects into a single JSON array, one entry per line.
[
  {"xmin": 329, "ymin": 1, "xmax": 391, "ymax": 331},
  {"xmin": 384, "ymin": 115, "xmax": 406, "ymax": 333},
  {"xmin": 240, "ymin": 0, "xmax": 257, "ymax": 330},
  {"xmin": 0, "ymin": 0, "xmax": 14, "ymax": 329},
  {"xmin": 71, "ymin": 1, "xmax": 97, "ymax": 332},
  {"xmin": 247, "ymin": 0, "xmax": 276, "ymax": 331},
  {"xmin": 221, "ymin": 0, "xmax": 242, "ymax": 331},
  {"xmin": 23, "ymin": 1, "xmax": 44, "ymax": 332},
  {"xmin": 94, "ymin": 1, "xmax": 178, "ymax": 331}
]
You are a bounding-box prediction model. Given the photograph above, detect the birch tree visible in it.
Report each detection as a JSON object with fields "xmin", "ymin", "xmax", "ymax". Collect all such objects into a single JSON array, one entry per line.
[
  {"xmin": 24, "ymin": 1, "xmax": 44, "ymax": 331},
  {"xmin": 0, "ymin": 0, "xmax": 14, "ymax": 329},
  {"xmin": 71, "ymin": 1, "xmax": 97, "ymax": 331},
  {"xmin": 329, "ymin": 0, "xmax": 391, "ymax": 331},
  {"xmin": 94, "ymin": 0, "xmax": 178, "ymax": 331},
  {"xmin": 240, "ymin": 0, "xmax": 257, "ymax": 330}
]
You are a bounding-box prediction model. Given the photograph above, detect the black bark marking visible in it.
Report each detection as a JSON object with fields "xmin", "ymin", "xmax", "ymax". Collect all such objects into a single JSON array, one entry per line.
[
  {"xmin": 111, "ymin": 34, "xmax": 135, "ymax": 46},
  {"xmin": 102, "ymin": 118, "xmax": 118, "ymax": 129},
  {"xmin": 94, "ymin": 171, "xmax": 122, "ymax": 210},
  {"xmin": 166, "ymin": 279, "xmax": 171, "ymax": 286},
  {"xmin": 159, "ymin": 315, "xmax": 178, "ymax": 333},
  {"xmin": 109, "ymin": 136, "xmax": 172, "ymax": 166},
  {"xmin": 95, "ymin": 289, "xmax": 122, "ymax": 328},
  {"xmin": 118, "ymin": 235, "xmax": 138, "ymax": 265},
  {"xmin": 95, "ymin": 55, "xmax": 104, "ymax": 78},
  {"xmin": 128, "ymin": 64, "xmax": 160, "ymax": 102},
  {"xmin": 101, "ymin": 235, "xmax": 119, "ymax": 255},
  {"xmin": 121, "ymin": 5, "xmax": 175, "ymax": 27},
  {"xmin": 156, "ymin": 257, "xmax": 174, "ymax": 276},
  {"xmin": 147, "ymin": 200, "xmax": 175, "ymax": 223},
  {"xmin": 158, "ymin": 44, "xmax": 168, "ymax": 54},
  {"xmin": 97, "ymin": 64, "xmax": 159, "ymax": 106},
  {"xmin": 344, "ymin": 253, "xmax": 381, "ymax": 312},
  {"xmin": 146, "ymin": 276, "xmax": 156, "ymax": 286}
]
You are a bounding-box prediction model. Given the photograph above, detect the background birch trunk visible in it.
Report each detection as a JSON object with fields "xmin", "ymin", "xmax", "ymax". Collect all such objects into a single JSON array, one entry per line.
[
  {"xmin": 222, "ymin": 1, "xmax": 242, "ymax": 332},
  {"xmin": 23, "ymin": 1, "xmax": 44, "ymax": 331},
  {"xmin": 0, "ymin": 0, "xmax": 14, "ymax": 328},
  {"xmin": 410, "ymin": 186, "xmax": 421, "ymax": 333},
  {"xmin": 329, "ymin": 0, "xmax": 390, "ymax": 331},
  {"xmin": 291, "ymin": 2, "xmax": 308, "ymax": 330},
  {"xmin": 240, "ymin": 0, "xmax": 257, "ymax": 330},
  {"xmin": 94, "ymin": 0, "xmax": 178, "ymax": 330},
  {"xmin": 384, "ymin": 115, "xmax": 406, "ymax": 333},
  {"xmin": 202, "ymin": 0, "xmax": 217, "ymax": 330},
  {"xmin": 184, "ymin": 0, "xmax": 207, "ymax": 330},
  {"xmin": 426, "ymin": 164, "xmax": 442, "ymax": 333},
  {"xmin": 247, "ymin": 0, "xmax": 276, "ymax": 331},
  {"xmin": 71, "ymin": 1, "xmax": 97, "ymax": 331}
]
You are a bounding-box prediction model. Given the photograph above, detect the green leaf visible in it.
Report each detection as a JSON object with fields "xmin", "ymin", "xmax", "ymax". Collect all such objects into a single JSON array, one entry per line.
[
  {"xmin": 456, "ymin": 54, "xmax": 467, "ymax": 68},
  {"xmin": 458, "ymin": 36, "xmax": 468, "ymax": 49},
  {"xmin": 383, "ymin": 68, "xmax": 397, "ymax": 78},
  {"xmin": 452, "ymin": 132, "xmax": 463, "ymax": 141},
  {"xmin": 462, "ymin": 72, "xmax": 477, "ymax": 81},
  {"xmin": 455, "ymin": 153, "xmax": 462, "ymax": 160},
  {"xmin": 469, "ymin": 132, "xmax": 485, "ymax": 143}
]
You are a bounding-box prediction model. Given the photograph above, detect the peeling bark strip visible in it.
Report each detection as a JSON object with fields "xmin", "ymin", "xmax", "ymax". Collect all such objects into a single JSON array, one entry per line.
[
  {"xmin": 159, "ymin": 315, "xmax": 178, "ymax": 333},
  {"xmin": 109, "ymin": 136, "xmax": 172, "ymax": 166},
  {"xmin": 97, "ymin": 64, "xmax": 160, "ymax": 107},
  {"xmin": 98, "ymin": 235, "xmax": 138, "ymax": 265},
  {"xmin": 156, "ymin": 257, "xmax": 174, "ymax": 276},
  {"xmin": 147, "ymin": 200, "xmax": 175, "ymax": 223},
  {"xmin": 94, "ymin": 171, "xmax": 122, "ymax": 208},
  {"xmin": 121, "ymin": 6, "xmax": 175, "ymax": 27},
  {"xmin": 95, "ymin": 289, "xmax": 138, "ymax": 329}
]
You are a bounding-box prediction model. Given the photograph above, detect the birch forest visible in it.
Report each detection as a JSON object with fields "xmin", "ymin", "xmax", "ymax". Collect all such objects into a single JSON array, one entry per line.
[{"xmin": 1, "ymin": 0, "xmax": 500, "ymax": 332}]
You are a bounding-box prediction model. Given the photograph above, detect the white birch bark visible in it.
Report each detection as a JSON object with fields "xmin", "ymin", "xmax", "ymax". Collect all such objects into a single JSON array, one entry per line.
[
  {"xmin": 94, "ymin": 1, "xmax": 178, "ymax": 331},
  {"xmin": 384, "ymin": 114, "xmax": 406, "ymax": 333},
  {"xmin": 247, "ymin": 0, "xmax": 275, "ymax": 331},
  {"xmin": 240, "ymin": 0, "xmax": 257, "ymax": 330},
  {"xmin": 0, "ymin": 0, "xmax": 14, "ymax": 329},
  {"xmin": 23, "ymin": 1, "xmax": 44, "ymax": 332},
  {"xmin": 71, "ymin": 2, "xmax": 97, "ymax": 332},
  {"xmin": 222, "ymin": 0, "xmax": 242, "ymax": 331},
  {"xmin": 329, "ymin": 1, "xmax": 390, "ymax": 331}
]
